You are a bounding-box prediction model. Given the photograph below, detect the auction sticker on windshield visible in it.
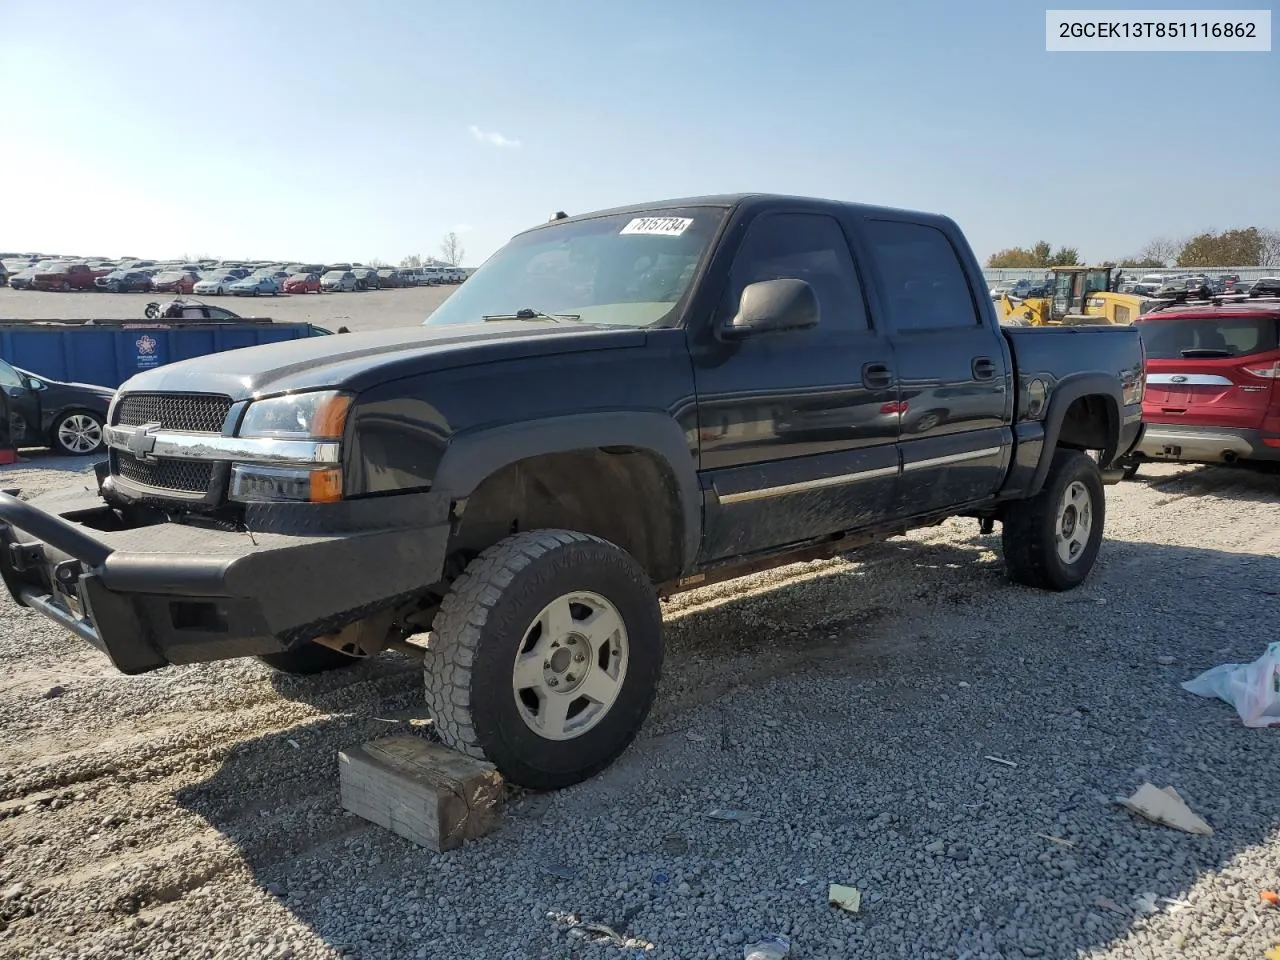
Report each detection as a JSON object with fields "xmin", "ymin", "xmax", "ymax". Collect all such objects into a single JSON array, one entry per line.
[{"xmin": 620, "ymin": 217, "xmax": 694, "ymax": 237}]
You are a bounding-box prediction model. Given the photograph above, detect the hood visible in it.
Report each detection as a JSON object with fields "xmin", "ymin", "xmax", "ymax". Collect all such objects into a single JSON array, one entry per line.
[
  {"xmin": 114, "ymin": 321, "xmax": 647, "ymax": 400},
  {"xmin": 15, "ymin": 368, "xmax": 114, "ymax": 396}
]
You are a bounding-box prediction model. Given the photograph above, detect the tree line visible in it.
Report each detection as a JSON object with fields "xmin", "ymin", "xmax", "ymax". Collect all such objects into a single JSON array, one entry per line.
[
  {"xmin": 987, "ymin": 227, "xmax": 1280, "ymax": 269},
  {"xmin": 394, "ymin": 232, "xmax": 467, "ymax": 271}
]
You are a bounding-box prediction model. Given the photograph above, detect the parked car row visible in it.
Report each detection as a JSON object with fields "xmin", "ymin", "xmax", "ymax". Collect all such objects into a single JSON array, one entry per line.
[
  {"xmin": 2, "ymin": 254, "xmax": 468, "ymax": 293},
  {"xmin": 989, "ymin": 271, "xmax": 1269, "ymax": 302}
]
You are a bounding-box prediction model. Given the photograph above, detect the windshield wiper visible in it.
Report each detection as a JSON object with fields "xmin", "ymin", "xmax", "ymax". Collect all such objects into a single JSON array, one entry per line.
[
  {"xmin": 482, "ymin": 307, "xmax": 581, "ymax": 324},
  {"xmin": 1180, "ymin": 348, "xmax": 1232, "ymax": 357}
]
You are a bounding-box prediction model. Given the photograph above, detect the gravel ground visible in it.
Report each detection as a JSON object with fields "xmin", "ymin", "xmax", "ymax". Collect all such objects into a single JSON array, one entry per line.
[
  {"xmin": 0, "ymin": 285, "xmax": 458, "ymax": 333},
  {"xmin": 2, "ymin": 452, "xmax": 1279, "ymax": 960}
]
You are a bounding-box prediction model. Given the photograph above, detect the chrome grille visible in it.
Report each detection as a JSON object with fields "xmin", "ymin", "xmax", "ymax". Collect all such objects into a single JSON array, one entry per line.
[
  {"xmin": 115, "ymin": 452, "xmax": 215, "ymax": 494},
  {"xmin": 115, "ymin": 393, "xmax": 232, "ymax": 433}
]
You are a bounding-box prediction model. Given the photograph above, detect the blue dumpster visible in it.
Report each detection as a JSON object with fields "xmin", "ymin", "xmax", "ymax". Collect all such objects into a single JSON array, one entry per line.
[{"xmin": 0, "ymin": 319, "xmax": 332, "ymax": 389}]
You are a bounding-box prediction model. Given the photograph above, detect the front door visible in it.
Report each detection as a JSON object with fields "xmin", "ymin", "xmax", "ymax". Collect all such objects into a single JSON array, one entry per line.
[
  {"xmin": 0, "ymin": 360, "xmax": 40, "ymax": 446},
  {"xmin": 691, "ymin": 210, "xmax": 900, "ymax": 561},
  {"xmin": 854, "ymin": 218, "xmax": 1012, "ymax": 516}
]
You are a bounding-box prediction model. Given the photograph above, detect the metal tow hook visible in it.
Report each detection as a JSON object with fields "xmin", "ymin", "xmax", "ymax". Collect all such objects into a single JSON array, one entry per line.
[{"xmin": 54, "ymin": 560, "xmax": 82, "ymax": 587}]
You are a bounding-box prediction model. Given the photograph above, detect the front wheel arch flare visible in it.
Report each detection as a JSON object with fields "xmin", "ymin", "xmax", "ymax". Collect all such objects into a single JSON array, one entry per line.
[{"xmin": 433, "ymin": 413, "xmax": 701, "ymax": 575}]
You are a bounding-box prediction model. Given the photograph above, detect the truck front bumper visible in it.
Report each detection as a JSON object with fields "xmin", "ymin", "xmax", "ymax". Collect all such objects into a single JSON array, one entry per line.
[{"xmin": 0, "ymin": 487, "xmax": 452, "ymax": 674}]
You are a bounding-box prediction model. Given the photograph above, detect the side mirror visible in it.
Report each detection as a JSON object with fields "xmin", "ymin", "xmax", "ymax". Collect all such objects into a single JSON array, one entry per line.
[
  {"xmin": 5, "ymin": 385, "xmax": 26, "ymax": 398},
  {"xmin": 721, "ymin": 278, "xmax": 819, "ymax": 340}
]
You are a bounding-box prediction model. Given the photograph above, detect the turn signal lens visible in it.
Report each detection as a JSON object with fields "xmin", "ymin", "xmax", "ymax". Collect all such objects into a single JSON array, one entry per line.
[{"xmin": 229, "ymin": 464, "xmax": 344, "ymax": 503}]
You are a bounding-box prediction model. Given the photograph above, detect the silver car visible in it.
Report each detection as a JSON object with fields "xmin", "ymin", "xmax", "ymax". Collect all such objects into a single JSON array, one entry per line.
[
  {"xmin": 192, "ymin": 273, "xmax": 239, "ymax": 296},
  {"xmin": 320, "ymin": 269, "xmax": 357, "ymax": 292}
]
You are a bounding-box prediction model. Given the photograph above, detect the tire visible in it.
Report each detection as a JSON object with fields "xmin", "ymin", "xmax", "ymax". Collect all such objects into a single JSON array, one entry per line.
[
  {"xmin": 910, "ymin": 410, "xmax": 945, "ymax": 434},
  {"xmin": 1001, "ymin": 448, "xmax": 1105, "ymax": 591},
  {"xmin": 51, "ymin": 410, "xmax": 105, "ymax": 456},
  {"xmin": 424, "ymin": 529, "xmax": 663, "ymax": 790},
  {"xmin": 257, "ymin": 642, "xmax": 362, "ymax": 675}
]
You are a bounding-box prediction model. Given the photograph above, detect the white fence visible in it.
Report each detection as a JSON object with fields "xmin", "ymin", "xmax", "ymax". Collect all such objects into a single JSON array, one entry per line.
[{"xmin": 982, "ymin": 266, "xmax": 1278, "ymax": 285}]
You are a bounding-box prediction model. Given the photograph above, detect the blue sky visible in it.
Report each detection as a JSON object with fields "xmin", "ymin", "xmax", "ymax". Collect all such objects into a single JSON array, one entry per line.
[{"xmin": 1, "ymin": 0, "xmax": 1275, "ymax": 266}]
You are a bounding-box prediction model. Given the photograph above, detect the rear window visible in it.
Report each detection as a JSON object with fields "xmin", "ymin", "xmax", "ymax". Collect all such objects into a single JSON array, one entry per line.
[{"xmin": 1138, "ymin": 314, "xmax": 1280, "ymax": 359}]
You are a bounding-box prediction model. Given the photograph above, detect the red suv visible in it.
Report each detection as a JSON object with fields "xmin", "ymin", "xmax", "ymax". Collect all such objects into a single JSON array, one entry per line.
[{"xmin": 1123, "ymin": 288, "xmax": 1280, "ymax": 476}]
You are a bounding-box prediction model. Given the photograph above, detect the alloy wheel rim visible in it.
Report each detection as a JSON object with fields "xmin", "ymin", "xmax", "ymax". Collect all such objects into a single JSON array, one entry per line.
[
  {"xmin": 1055, "ymin": 480, "xmax": 1093, "ymax": 564},
  {"xmin": 58, "ymin": 415, "xmax": 102, "ymax": 454},
  {"xmin": 511, "ymin": 591, "xmax": 629, "ymax": 741}
]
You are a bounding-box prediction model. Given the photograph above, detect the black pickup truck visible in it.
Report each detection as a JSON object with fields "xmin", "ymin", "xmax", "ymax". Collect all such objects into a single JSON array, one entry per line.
[{"xmin": 0, "ymin": 195, "xmax": 1145, "ymax": 788}]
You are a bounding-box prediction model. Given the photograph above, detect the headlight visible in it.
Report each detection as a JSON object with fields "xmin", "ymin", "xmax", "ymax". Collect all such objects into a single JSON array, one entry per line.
[
  {"xmin": 238, "ymin": 390, "xmax": 352, "ymax": 440},
  {"xmin": 229, "ymin": 391, "xmax": 352, "ymax": 504}
]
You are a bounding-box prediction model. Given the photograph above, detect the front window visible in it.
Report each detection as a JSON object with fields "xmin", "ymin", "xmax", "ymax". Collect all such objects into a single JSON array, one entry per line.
[
  {"xmin": 323, "ymin": 271, "xmax": 344, "ymax": 279},
  {"xmin": 425, "ymin": 206, "xmax": 727, "ymax": 329}
]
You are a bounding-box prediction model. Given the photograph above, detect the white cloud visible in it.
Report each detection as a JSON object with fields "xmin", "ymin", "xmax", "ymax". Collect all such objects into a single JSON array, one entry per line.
[
  {"xmin": 468, "ymin": 125, "xmax": 520, "ymax": 149},
  {"xmin": 450, "ymin": 222, "xmax": 475, "ymax": 234}
]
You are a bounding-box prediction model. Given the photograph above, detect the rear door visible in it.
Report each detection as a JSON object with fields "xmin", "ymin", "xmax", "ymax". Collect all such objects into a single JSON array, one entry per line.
[
  {"xmin": 854, "ymin": 217, "xmax": 1012, "ymax": 516},
  {"xmin": 1137, "ymin": 310, "xmax": 1280, "ymax": 430}
]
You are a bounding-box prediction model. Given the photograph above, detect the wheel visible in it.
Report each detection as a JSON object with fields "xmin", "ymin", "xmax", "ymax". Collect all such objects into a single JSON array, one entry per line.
[
  {"xmin": 52, "ymin": 411, "xmax": 105, "ymax": 456},
  {"xmin": 252, "ymin": 288, "xmax": 260, "ymax": 297},
  {"xmin": 424, "ymin": 529, "xmax": 663, "ymax": 790},
  {"xmin": 910, "ymin": 410, "xmax": 945, "ymax": 434},
  {"xmin": 60, "ymin": 281, "xmax": 72, "ymax": 292},
  {"xmin": 257, "ymin": 642, "xmax": 362, "ymax": 675},
  {"xmin": 1001, "ymin": 449, "xmax": 1105, "ymax": 591}
]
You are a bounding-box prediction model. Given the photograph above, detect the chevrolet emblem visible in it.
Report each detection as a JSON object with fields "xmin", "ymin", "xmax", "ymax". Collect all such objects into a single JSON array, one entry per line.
[{"xmin": 126, "ymin": 422, "xmax": 163, "ymax": 461}]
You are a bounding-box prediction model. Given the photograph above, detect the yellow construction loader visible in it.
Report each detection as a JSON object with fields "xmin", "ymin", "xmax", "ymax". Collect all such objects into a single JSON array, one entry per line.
[{"xmin": 998, "ymin": 266, "xmax": 1151, "ymax": 326}]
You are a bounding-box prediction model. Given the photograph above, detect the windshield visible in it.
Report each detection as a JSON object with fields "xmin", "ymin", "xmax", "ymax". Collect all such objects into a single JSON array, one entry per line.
[
  {"xmin": 323, "ymin": 271, "xmax": 345, "ymax": 279},
  {"xmin": 1139, "ymin": 314, "xmax": 1280, "ymax": 359},
  {"xmin": 424, "ymin": 207, "xmax": 726, "ymax": 328}
]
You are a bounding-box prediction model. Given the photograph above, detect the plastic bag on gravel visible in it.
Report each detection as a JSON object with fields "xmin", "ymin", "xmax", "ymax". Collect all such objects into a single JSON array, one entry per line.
[{"xmin": 1182, "ymin": 641, "xmax": 1280, "ymax": 728}]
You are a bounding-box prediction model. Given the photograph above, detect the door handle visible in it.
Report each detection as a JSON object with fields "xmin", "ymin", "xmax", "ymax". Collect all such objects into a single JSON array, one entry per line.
[
  {"xmin": 972, "ymin": 357, "xmax": 996, "ymax": 380},
  {"xmin": 861, "ymin": 361, "xmax": 893, "ymax": 390}
]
